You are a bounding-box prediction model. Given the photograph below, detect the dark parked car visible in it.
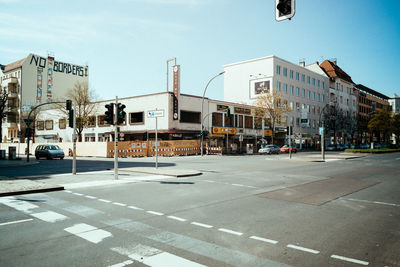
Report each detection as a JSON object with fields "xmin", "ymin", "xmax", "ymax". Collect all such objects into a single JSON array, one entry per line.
[
  {"xmin": 359, "ymin": 143, "xmax": 370, "ymax": 149},
  {"xmin": 326, "ymin": 144, "xmax": 336, "ymax": 151},
  {"xmin": 35, "ymin": 145, "xmax": 65, "ymax": 160},
  {"xmin": 373, "ymin": 143, "xmax": 381, "ymax": 149}
]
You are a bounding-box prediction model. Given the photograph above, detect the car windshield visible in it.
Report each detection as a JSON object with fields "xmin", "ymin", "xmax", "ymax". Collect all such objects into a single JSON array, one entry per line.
[{"xmin": 49, "ymin": 145, "xmax": 61, "ymax": 150}]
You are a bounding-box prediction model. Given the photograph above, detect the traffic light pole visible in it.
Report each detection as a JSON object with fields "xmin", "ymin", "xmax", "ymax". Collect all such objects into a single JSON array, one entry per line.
[
  {"xmin": 114, "ymin": 96, "xmax": 118, "ymax": 180},
  {"xmin": 72, "ymin": 103, "xmax": 77, "ymax": 175},
  {"xmin": 289, "ymin": 126, "xmax": 292, "ymax": 159},
  {"xmin": 321, "ymin": 126, "xmax": 325, "ymax": 161}
]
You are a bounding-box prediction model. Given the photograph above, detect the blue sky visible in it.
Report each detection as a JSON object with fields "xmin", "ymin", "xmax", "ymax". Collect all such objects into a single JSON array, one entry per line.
[{"xmin": 1, "ymin": 0, "xmax": 399, "ymax": 101}]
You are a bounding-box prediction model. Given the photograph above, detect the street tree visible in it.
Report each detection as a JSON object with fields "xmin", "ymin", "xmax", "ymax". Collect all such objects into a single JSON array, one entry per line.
[
  {"xmin": 66, "ymin": 82, "xmax": 97, "ymax": 142},
  {"xmin": 323, "ymin": 102, "xmax": 344, "ymax": 144},
  {"xmin": 0, "ymin": 87, "xmax": 8, "ymax": 143},
  {"xmin": 254, "ymin": 89, "xmax": 291, "ymax": 144},
  {"xmin": 368, "ymin": 109, "xmax": 392, "ymax": 143},
  {"xmin": 391, "ymin": 113, "xmax": 400, "ymax": 145}
]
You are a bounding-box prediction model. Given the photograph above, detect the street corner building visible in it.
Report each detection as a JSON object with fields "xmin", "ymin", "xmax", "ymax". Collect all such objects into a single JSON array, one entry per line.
[{"xmin": 0, "ymin": 53, "xmax": 89, "ymax": 143}]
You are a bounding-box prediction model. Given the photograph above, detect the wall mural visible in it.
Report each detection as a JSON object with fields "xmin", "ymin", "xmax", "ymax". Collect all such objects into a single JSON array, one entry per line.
[
  {"xmin": 30, "ymin": 55, "xmax": 88, "ymax": 77},
  {"xmin": 47, "ymin": 56, "xmax": 54, "ymax": 102},
  {"xmin": 36, "ymin": 67, "xmax": 43, "ymax": 104}
]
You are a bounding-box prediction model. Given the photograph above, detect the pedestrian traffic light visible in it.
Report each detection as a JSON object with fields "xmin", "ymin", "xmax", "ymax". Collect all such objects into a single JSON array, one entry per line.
[
  {"xmin": 105, "ymin": 103, "xmax": 114, "ymax": 125},
  {"xmin": 275, "ymin": 0, "xmax": 295, "ymax": 21},
  {"xmin": 66, "ymin": 100, "xmax": 72, "ymax": 111},
  {"xmin": 68, "ymin": 109, "xmax": 74, "ymax": 128},
  {"xmin": 116, "ymin": 103, "xmax": 126, "ymax": 124},
  {"xmin": 226, "ymin": 107, "xmax": 231, "ymax": 118}
]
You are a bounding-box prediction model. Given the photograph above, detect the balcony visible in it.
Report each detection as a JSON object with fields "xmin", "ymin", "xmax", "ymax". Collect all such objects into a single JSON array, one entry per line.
[{"xmin": 1, "ymin": 76, "xmax": 18, "ymax": 87}]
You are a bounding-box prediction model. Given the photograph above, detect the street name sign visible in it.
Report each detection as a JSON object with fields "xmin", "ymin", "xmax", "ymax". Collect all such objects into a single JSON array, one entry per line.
[{"xmin": 147, "ymin": 110, "xmax": 164, "ymax": 118}]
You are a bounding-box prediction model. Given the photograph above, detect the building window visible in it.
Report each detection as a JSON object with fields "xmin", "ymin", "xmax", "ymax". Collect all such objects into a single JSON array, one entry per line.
[
  {"xmin": 301, "ymin": 74, "xmax": 305, "ymax": 83},
  {"xmin": 180, "ymin": 111, "xmax": 200, "ymax": 123},
  {"xmin": 37, "ymin": 120, "xmax": 44, "ymax": 131},
  {"xmin": 307, "ymin": 76, "xmax": 310, "ymax": 84},
  {"xmin": 296, "ymin": 72, "xmax": 299, "ymax": 80},
  {"xmin": 317, "ymin": 80, "xmax": 320, "ymax": 88},
  {"xmin": 296, "ymin": 87, "xmax": 300, "ymax": 96},
  {"xmin": 290, "ymin": 86, "xmax": 294, "ymax": 95},
  {"xmin": 245, "ymin": 116, "xmax": 253, "ymax": 128},
  {"xmin": 130, "ymin": 112, "xmax": 144, "ymax": 124},
  {"xmin": 225, "ymin": 114, "xmax": 234, "ymax": 127},
  {"xmin": 290, "ymin": 70, "xmax": 294, "ymax": 79},
  {"xmin": 296, "ymin": 102, "xmax": 300, "ymax": 111},
  {"xmin": 59, "ymin": 118, "xmax": 66, "ymax": 129},
  {"xmin": 313, "ymin": 92, "xmax": 316, "ymax": 100},
  {"xmin": 276, "ymin": 65, "xmax": 281, "ymax": 75},
  {"xmin": 98, "ymin": 115, "xmax": 109, "ymax": 126},
  {"xmin": 87, "ymin": 116, "xmax": 96, "ymax": 127},
  {"xmin": 235, "ymin": 114, "xmax": 243, "ymax": 128},
  {"xmin": 283, "ymin": 68, "xmax": 287, "ymax": 77},
  {"xmin": 317, "ymin": 93, "xmax": 320, "ymax": 101},
  {"xmin": 301, "ymin": 89, "xmax": 305, "ymax": 97},
  {"xmin": 322, "ymin": 81, "xmax": 325, "ymax": 89},
  {"xmin": 283, "ymin": 84, "xmax": 288, "ymax": 93},
  {"xmin": 296, "ymin": 117, "xmax": 300, "ymax": 126},
  {"xmin": 45, "ymin": 120, "xmax": 53, "ymax": 130},
  {"xmin": 312, "ymin": 78, "xmax": 315, "ymax": 86},
  {"xmin": 307, "ymin": 90, "xmax": 311, "ymax": 99},
  {"xmin": 212, "ymin": 112, "xmax": 223, "ymax": 126},
  {"xmin": 254, "ymin": 117, "xmax": 262, "ymax": 129},
  {"xmin": 276, "ymin": 81, "xmax": 281, "ymax": 91}
]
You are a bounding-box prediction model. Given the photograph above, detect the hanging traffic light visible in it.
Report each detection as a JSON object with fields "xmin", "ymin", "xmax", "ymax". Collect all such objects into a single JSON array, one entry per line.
[
  {"xmin": 275, "ymin": 0, "xmax": 295, "ymax": 21},
  {"xmin": 105, "ymin": 103, "xmax": 114, "ymax": 125},
  {"xmin": 116, "ymin": 103, "xmax": 126, "ymax": 125},
  {"xmin": 68, "ymin": 109, "xmax": 74, "ymax": 128},
  {"xmin": 66, "ymin": 100, "xmax": 72, "ymax": 111},
  {"xmin": 226, "ymin": 107, "xmax": 231, "ymax": 118}
]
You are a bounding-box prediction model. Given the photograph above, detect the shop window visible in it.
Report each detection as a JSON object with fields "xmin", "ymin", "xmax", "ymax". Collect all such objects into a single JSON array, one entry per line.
[
  {"xmin": 88, "ymin": 116, "xmax": 96, "ymax": 127},
  {"xmin": 212, "ymin": 112, "xmax": 223, "ymax": 126},
  {"xmin": 59, "ymin": 118, "xmax": 66, "ymax": 129},
  {"xmin": 235, "ymin": 114, "xmax": 243, "ymax": 128},
  {"xmin": 45, "ymin": 120, "xmax": 53, "ymax": 130},
  {"xmin": 180, "ymin": 110, "xmax": 200, "ymax": 123},
  {"xmin": 130, "ymin": 112, "xmax": 144, "ymax": 124},
  {"xmin": 225, "ymin": 114, "xmax": 234, "ymax": 127},
  {"xmin": 245, "ymin": 116, "xmax": 253, "ymax": 129}
]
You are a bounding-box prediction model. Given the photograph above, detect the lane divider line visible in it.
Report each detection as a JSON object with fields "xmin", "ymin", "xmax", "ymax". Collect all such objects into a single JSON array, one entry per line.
[
  {"xmin": 218, "ymin": 228, "xmax": 243, "ymax": 236},
  {"xmin": 147, "ymin": 211, "xmax": 164, "ymax": 216},
  {"xmin": 167, "ymin": 216, "xmax": 187, "ymax": 222},
  {"xmin": 113, "ymin": 202, "xmax": 127, "ymax": 207},
  {"xmin": 128, "ymin": 206, "xmax": 144, "ymax": 210},
  {"xmin": 249, "ymin": 235, "xmax": 278, "ymax": 244},
  {"xmin": 98, "ymin": 199, "xmax": 112, "ymax": 203},
  {"xmin": 191, "ymin": 222, "xmax": 213, "ymax": 228},
  {"xmin": 331, "ymin": 255, "xmax": 369, "ymax": 265},
  {"xmin": 287, "ymin": 244, "xmax": 320, "ymax": 254},
  {"xmin": 0, "ymin": 218, "xmax": 34, "ymax": 226},
  {"xmin": 85, "ymin": 195, "xmax": 97, "ymax": 199}
]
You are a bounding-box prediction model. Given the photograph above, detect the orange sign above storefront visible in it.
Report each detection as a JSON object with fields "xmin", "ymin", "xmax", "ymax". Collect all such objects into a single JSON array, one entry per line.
[
  {"xmin": 264, "ymin": 129, "xmax": 272, "ymax": 136},
  {"xmin": 212, "ymin": 127, "xmax": 236, "ymax": 135}
]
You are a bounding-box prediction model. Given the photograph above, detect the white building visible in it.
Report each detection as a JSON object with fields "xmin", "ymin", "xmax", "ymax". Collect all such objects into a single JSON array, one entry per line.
[
  {"xmin": 0, "ymin": 53, "xmax": 88, "ymax": 142},
  {"xmin": 223, "ymin": 55, "xmax": 329, "ymax": 147},
  {"xmin": 389, "ymin": 93, "xmax": 400, "ymax": 114},
  {"xmin": 34, "ymin": 92, "xmax": 264, "ymax": 153}
]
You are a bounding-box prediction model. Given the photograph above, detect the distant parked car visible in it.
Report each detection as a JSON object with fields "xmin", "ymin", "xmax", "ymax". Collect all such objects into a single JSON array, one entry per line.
[
  {"xmin": 373, "ymin": 143, "xmax": 381, "ymax": 149},
  {"xmin": 280, "ymin": 145, "xmax": 297, "ymax": 153},
  {"xmin": 326, "ymin": 144, "xmax": 336, "ymax": 151},
  {"xmin": 359, "ymin": 143, "xmax": 370, "ymax": 149},
  {"xmin": 35, "ymin": 145, "xmax": 65, "ymax": 160},
  {"xmin": 337, "ymin": 144, "xmax": 348, "ymax": 151},
  {"xmin": 350, "ymin": 144, "xmax": 359, "ymax": 149},
  {"xmin": 259, "ymin": 144, "xmax": 281, "ymax": 154}
]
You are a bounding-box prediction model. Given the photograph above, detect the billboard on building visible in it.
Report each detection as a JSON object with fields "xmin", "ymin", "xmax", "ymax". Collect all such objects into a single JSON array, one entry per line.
[{"xmin": 250, "ymin": 78, "xmax": 272, "ymax": 99}]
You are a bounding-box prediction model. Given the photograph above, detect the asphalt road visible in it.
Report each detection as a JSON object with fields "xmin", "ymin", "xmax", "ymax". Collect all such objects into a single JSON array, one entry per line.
[{"xmin": 1, "ymin": 152, "xmax": 399, "ymax": 266}]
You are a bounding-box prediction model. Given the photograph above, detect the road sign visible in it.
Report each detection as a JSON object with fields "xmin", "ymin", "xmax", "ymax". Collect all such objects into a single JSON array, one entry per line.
[
  {"xmin": 319, "ymin": 127, "xmax": 324, "ymax": 135},
  {"xmin": 147, "ymin": 110, "xmax": 164, "ymax": 118}
]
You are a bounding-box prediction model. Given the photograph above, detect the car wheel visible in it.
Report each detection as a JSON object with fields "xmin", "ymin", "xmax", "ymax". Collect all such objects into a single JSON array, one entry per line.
[
  {"xmin": 60, "ymin": 157, "xmax": 64, "ymax": 160},
  {"xmin": 35, "ymin": 156, "xmax": 39, "ymax": 160},
  {"xmin": 47, "ymin": 155, "xmax": 52, "ymax": 160}
]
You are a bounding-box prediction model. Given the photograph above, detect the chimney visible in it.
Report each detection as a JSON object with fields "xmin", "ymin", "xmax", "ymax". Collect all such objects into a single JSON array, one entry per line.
[
  {"xmin": 315, "ymin": 61, "xmax": 319, "ymax": 65},
  {"xmin": 330, "ymin": 58, "xmax": 337, "ymax": 65},
  {"xmin": 299, "ymin": 61, "xmax": 305, "ymax": 67}
]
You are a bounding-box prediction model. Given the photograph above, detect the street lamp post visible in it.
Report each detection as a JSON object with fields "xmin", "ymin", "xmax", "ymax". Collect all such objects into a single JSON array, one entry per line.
[
  {"xmin": 319, "ymin": 104, "xmax": 329, "ymax": 161},
  {"xmin": 200, "ymin": 71, "xmax": 225, "ymax": 156}
]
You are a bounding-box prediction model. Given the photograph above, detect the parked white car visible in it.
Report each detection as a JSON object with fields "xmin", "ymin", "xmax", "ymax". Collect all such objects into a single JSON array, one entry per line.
[{"xmin": 258, "ymin": 145, "xmax": 281, "ymax": 154}]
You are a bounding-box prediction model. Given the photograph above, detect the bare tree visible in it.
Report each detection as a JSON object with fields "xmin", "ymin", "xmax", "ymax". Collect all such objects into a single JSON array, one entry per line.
[
  {"xmin": 66, "ymin": 82, "xmax": 97, "ymax": 141},
  {"xmin": 254, "ymin": 89, "xmax": 291, "ymax": 144},
  {"xmin": 0, "ymin": 87, "xmax": 8, "ymax": 143}
]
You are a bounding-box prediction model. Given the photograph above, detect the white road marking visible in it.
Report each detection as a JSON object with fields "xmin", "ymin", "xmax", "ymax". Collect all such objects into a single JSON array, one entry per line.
[
  {"xmin": 249, "ymin": 235, "xmax": 278, "ymax": 244},
  {"xmin": 287, "ymin": 244, "xmax": 319, "ymax": 254},
  {"xmin": 396, "ymin": 157, "xmax": 400, "ymax": 160},
  {"xmin": 246, "ymin": 185, "xmax": 258, "ymax": 188},
  {"xmin": 63, "ymin": 179, "xmax": 133, "ymax": 189},
  {"xmin": 98, "ymin": 199, "xmax": 112, "ymax": 203},
  {"xmin": 218, "ymin": 228, "xmax": 243, "ymax": 236},
  {"xmin": 0, "ymin": 218, "xmax": 34, "ymax": 226},
  {"xmin": 331, "ymin": 255, "xmax": 369, "ymax": 265},
  {"xmin": 191, "ymin": 222, "xmax": 213, "ymax": 228},
  {"xmin": 147, "ymin": 211, "xmax": 164, "ymax": 216},
  {"xmin": 0, "ymin": 198, "xmax": 38, "ymax": 214},
  {"xmin": 85, "ymin": 195, "xmax": 97, "ymax": 199},
  {"xmin": 343, "ymin": 198, "xmax": 400, "ymax": 207},
  {"xmin": 113, "ymin": 202, "xmax": 127, "ymax": 207},
  {"xmin": 112, "ymin": 244, "xmax": 207, "ymax": 267},
  {"xmin": 128, "ymin": 206, "xmax": 143, "ymax": 210},
  {"xmin": 232, "ymin": 184, "xmax": 245, "ymax": 187},
  {"xmin": 64, "ymin": 223, "xmax": 112, "ymax": 244},
  {"xmin": 73, "ymin": 193, "xmax": 83, "ymax": 196},
  {"xmin": 31, "ymin": 211, "xmax": 68, "ymax": 223},
  {"xmin": 64, "ymin": 190, "xmax": 72, "ymax": 193},
  {"xmin": 167, "ymin": 216, "xmax": 187, "ymax": 222},
  {"xmin": 108, "ymin": 260, "xmax": 134, "ymax": 267},
  {"xmin": 202, "ymin": 180, "xmax": 215, "ymax": 183}
]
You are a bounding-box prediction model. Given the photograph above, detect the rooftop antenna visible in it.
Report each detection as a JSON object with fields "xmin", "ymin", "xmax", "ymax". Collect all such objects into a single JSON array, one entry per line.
[{"xmin": 47, "ymin": 51, "xmax": 55, "ymax": 58}]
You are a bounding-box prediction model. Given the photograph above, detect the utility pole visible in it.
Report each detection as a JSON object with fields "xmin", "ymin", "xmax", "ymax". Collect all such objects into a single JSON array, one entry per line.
[
  {"xmin": 114, "ymin": 96, "xmax": 118, "ymax": 180},
  {"xmin": 72, "ymin": 102, "xmax": 77, "ymax": 175}
]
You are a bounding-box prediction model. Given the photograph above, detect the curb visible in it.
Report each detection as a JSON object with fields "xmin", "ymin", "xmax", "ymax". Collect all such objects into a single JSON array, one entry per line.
[
  {"xmin": 0, "ymin": 186, "xmax": 64, "ymax": 197},
  {"xmin": 119, "ymin": 169, "xmax": 202, "ymax": 178}
]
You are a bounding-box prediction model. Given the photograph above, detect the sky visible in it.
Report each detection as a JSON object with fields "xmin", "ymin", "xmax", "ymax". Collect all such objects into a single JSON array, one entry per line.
[{"xmin": 1, "ymin": 0, "xmax": 400, "ymax": 102}]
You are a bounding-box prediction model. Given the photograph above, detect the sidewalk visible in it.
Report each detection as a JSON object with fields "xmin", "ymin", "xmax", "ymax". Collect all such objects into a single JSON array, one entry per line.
[
  {"xmin": 0, "ymin": 159, "xmax": 202, "ymax": 197},
  {"xmin": 270, "ymin": 152, "xmax": 368, "ymax": 162}
]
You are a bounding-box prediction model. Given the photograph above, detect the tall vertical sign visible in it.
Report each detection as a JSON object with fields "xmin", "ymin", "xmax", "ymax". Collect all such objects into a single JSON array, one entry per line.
[
  {"xmin": 172, "ymin": 65, "xmax": 180, "ymax": 120},
  {"xmin": 47, "ymin": 56, "xmax": 54, "ymax": 102},
  {"xmin": 36, "ymin": 68, "xmax": 43, "ymax": 104}
]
